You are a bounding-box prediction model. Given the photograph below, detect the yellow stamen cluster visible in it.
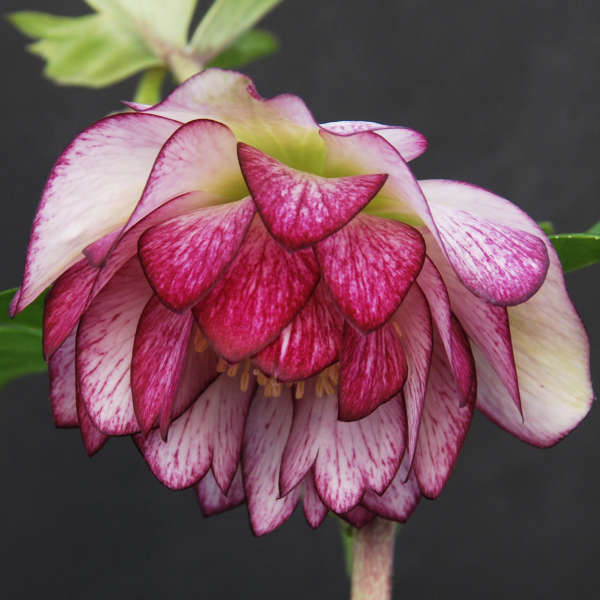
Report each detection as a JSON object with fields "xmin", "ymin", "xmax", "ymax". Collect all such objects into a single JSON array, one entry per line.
[
  {"xmin": 315, "ymin": 364, "xmax": 339, "ymax": 398},
  {"xmin": 194, "ymin": 329, "xmax": 209, "ymax": 352}
]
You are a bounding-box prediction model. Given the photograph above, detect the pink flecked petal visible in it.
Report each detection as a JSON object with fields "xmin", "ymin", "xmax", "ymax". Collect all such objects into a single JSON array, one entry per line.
[
  {"xmin": 339, "ymin": 321, "xmax": 408, "ymax": 421},
  {"xmin": 77, "ymin": 258, "xmax": 152, "ymax": 435},
  {"xmin": 316, "ymin": 214, "xmax": 425, "ymax": 332},
  {"xmin": 392, "ymin": 285, "xmax": 432, "ymax": 466},
  {"xmin": 137, "ymin": 372, "xmax": 254, "ymax": 491},
  {"xmin": 48, "ymin": 329, "xmax": 78, "ymax": 428},
  {"xmin": 195, "ymin": 468, "xmax": 245, "ymax": 517},
  {"xmin": 320, "ymin": 121, "xmax": 427, "ymax": 162},
  {"xmin": 43, "ymin": 258, "xmax": 98, "ymax": 359},
  {"xmin": 193, "ymin": 217, "xmax": 320, "ymax": 362},
  {"xmin": 253, "ymin": 284, "xmax": 343, "ymax": 382},
  {"xmin": 362, "ymin": 455, "xmax": 421, "ymax": 522},
  {"xmin": 414, "ymin": 317, "xmax": 476, "ymax": 498},
  {"xmin": 138, "ymin": 197, "xmax": 255, "ymax": 310},
  {"xmin": 14, "ymin": 113, "xmax": 179, "ymax": 313},
  {"xmin": 238, "ymin": 142, "xmax": 387, "ymax": 249},
  {"xmin": 76, "ymin": 390, "xmax": 108, "ymax": 457},
  {"xmin": 131, "ymin": 296, "xmax": 194, "ymax": 435},
  {"xmin": 341, "ymin": 507, "xmax": 376, "ymax": 529},
  {"xmin": 243, "ymin": 386, "xmax": 301, "ymax": 536},
  {"xmin": 302, "ymin": 475, "xmax": 328, "ymax": 529},
  {"xmin": 83, "ymin": 229, "xmax": 120, "ymax": 267}
]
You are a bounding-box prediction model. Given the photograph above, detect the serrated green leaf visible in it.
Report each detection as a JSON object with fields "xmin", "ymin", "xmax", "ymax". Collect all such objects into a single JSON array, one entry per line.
[
  {"xmin": 208, "ymin": 29, "xmax": 278, "ymax": 69},
  {"xmin": 549, "ymin": 233, "xmax": 600, "ymax": 273},
  {"xmin": 0, "ymin": 289, "xmax": 46, "ymax": 389},
  {"xmin": 134, "ymin": 66, "xmax": 167, "ymax": 105},
  {"xmin": 586, "ymin": 221, "xmax": 600, "ymax": 235},
  {"xmin": 537, "ymin": 221, "xmax": 555, "ymax": 235}
]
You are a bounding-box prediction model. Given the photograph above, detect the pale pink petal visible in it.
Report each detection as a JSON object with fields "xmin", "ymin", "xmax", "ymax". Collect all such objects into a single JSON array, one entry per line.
[
  {"xmin": 195, "ymin": 468, "xmax": 245, "ymax": 517},
  {"xmin": 77, "ymin": 259, "xmax": 152, "ymax": 435},
  {"xmin": 316, "ymin": 214, "xmax": 425, "ymax": 332},
  {"xmin": 193, "ymin": 217, "xmax": 320, "ymax": 362},
  {"xmin": 243, "ymin": 386, "xmax": 301, "ymax": 536},
  {"xmin": 341, "ymin": 507, "xmax": 376, "ymax": 529},
  {"xmin": 76, "ymin": 388, "xmax": 108, "ymax": 457},
  {"xmin": 414, "ymin": 318, "xmax": 475, "ymax": 498},
  {"xmin": 339, "ymin": 321, "xmax": 408, "ymax": 421},
  {"xmin": 238, "ymin": 142, "xmax": 387, "ymax": 249},
  {"xmin": 253, "ymin": 284, "xmax": 343, "ymax": 382},
  {"xmin": 138, "ymin": 197, "xmax": 255, "ymax": 310},
  {"xmin": 48, "ymin": 329, "xmax": 78, "ymax": 428},
  {"xmin": 13, "ymin": 113, "xmax": 179, "ymax": 313},
  {"xmin": 302, "ymin": 474, "xmax": 328, "ymax": 529},
  {"xmin": 131, "ymin": 297, "xmax": 194, "ymax": 434}
]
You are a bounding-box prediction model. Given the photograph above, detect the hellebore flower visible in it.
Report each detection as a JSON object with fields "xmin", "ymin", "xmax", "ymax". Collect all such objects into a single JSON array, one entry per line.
[{"xmin": 13, "ymin": 69, "xmax": 592, "ymax": 535}]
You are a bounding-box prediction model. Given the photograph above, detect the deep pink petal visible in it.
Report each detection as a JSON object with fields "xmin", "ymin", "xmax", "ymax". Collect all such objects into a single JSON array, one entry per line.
[
  {"xmin": 341, "ymin": 507, "xmax": 376, "ymax": 529},
  {"xmin": 238, "ymin": 142, "xmax": 387, "ymax": 249},
  {"xmin": 302, "ymin": 475, "xmax": 328, "ymax": 529},
  {"xmin": 242, "ymin": 386, "xmax": 301, "ymax": 536},
  {"xmin": 48, "ymin": 329, "xmax": 78, "ymax": 428},
  {"xmin": 138, "ymin": 197, "xmax": 255, "ymax": 310},
  {"xmin": 339, "ymin": 321, "xmax": 408, "ymax": 421},
  {"xmin": 316, "ymin": 214, "xmax": 425, "ymax": 332},
  {"xmin": 131, "ymin": 297, "xmax": 194, "ymax": 434},
  {"xmin": 77, "ymin": 258, "xmax": 152, "ymax": 435},
  {"xmin": 195, "ymin": 468, "xmax": 245, "ymax": 517},
  {"xmin": 253, "ymin": 284, "xmax": 343, "ymax": 382},
  {"xmin": 414, "ymin": 317, "xmax": 476, "ymax": 498},
  {"xmin": 193, "ymin": 217, "xmax": 320, "ymax": 362},
  {"xmin": 84, "ymin": 230, "xmax": 120, "ymax": 267},
  {"xmin": 13, "ymin": 113, "xmax": 179, "ymax": 312}
]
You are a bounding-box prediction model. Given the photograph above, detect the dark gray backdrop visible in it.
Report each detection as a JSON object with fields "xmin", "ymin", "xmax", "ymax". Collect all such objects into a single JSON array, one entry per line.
[{"xmin": 1, "ymin": 1, "xmax": 599, "ymax": 598}]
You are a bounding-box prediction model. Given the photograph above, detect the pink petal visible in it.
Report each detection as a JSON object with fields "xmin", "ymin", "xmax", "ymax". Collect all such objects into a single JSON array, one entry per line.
[
  {"xmin": 320, "ymin": 121, "xmax": 427, "ymax": 162},
  {"xmin": 138, "ymin": 197, "xmax": 255, "ymax": 310},
  {"xmin": 77, "ymin": 258, "xmax": 152, "ymax": 435},
  {"xmin": 195, "ymin": 468, "xmax": 245, "ymax": 517},
  {"xmin": 193, "ymin": 217, "xmax": 320, "ymax": 362},
  {"xmin": 243, "ymin": 386, "xmax": 301, "ymax": 536},
  {"xmin": 48, "ymin": 329, "xmax": 78, "ymax": 428},
  {"xmin": 83, "ymin": 230, "xmax": 120, "ymax": 267},
  {"xmin": 317, "ymin": 214, "xmax": 424, "ymax": 332},
  {"xmin": 414, "ymin": 317, "xmax": 476, "ymax": 498},
  {"xmin": 302, "ymin": 475, "xmax": 328, "ymax": 529},
  {"xmin": 341, "ymin": 507, "xmax": 376, "ymax": 529},
  {"xmin": 339, "ymin": 321, "xmax": 408, "ymax": 421},
  {"xmin": 14, "ymin": 113, "xmax": 179, "ymax": 313},
  {"xmin": 131, "ymin": 297, "xmax": 194, "ymax": 434},
  {"xmin": 137, "ymin": 372, "xmax": 253, "ymax": 490},
  {"xmin": 238, "ymin": 142, "xmax": 387, "ymax": 249},
  {"xmin": 253, "ymin": 284, "xmax": 343, "ymax": 382},
  {"xmin": 43, "ymin": 258, "xmax": 98, "ymax": 359},
  {"xmin": 76, "ymin": 390, "xmax": 108, "ymax": 457}
]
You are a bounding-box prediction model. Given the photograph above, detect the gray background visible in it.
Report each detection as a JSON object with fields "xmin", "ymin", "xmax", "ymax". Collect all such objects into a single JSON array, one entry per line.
[{"xmin": 1, "ymin": 0, "xmax": 599, "ymax": 598}]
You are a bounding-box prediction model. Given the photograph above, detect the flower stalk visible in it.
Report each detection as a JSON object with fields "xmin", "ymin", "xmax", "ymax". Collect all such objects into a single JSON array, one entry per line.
[{"xmin": 350, "ymin": 518, "xmax": 397, "ymax": 600}]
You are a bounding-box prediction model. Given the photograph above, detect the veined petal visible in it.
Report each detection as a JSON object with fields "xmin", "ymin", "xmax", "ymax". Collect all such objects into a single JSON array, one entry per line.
[
  {"xmin": 138, "ymin": 197, "xmax": 255, "ymax": 310},
  {"xmin": 195, "ymin": 468, "xmax": 245, "ymax": 517},
  {"xmin": 13, "ymin": 113, "xmax": 179, "ymax": 313},
  {"xmin": 238, "ymin": 142, "xmax": 387, "ymax": 249},
  {"xmin": 414, "ymin": 317, "xmax": 476, "ymax": 498},
  {"xmin": 77, "ymin": 259, "xmax": 152, "ymax": 435},
  {"xmin": 193, "ymin": 217, "xmax": 320, "ymax": 362},
  {"xmin": 302, "ymin": 475, "xmax": 328, "ymax": 529},
  {"xmin": 243, "ymin": 386, "xmax": 301, "ymax": 536},
  {"xmin": 341, "ymin": 507, "xmax": 376, "ymax": 529},
  {"xmin": 131, "ymin": 297, "xmax": 194, "ymax": 435},
  {"xmin": 320, "ymin": 121, "xmax": 427, "ymax": 162},
  {"xmin": 339, "ymin": 321, "xmax": 408, "ymax": 421},
  {"xmin": 76, "ymin": 390, "xmax": 108, "ymax": 457},
  {"xmin": 253, "ymin": 284, "xmax": 343, "ymax": 382},
  {"xmin": 316, "ymin": 214, "xmax": 425, "ymax": 332},
  {"xmin": 48, "ymin": 329, "xmax": 78, "ymax": 428}
]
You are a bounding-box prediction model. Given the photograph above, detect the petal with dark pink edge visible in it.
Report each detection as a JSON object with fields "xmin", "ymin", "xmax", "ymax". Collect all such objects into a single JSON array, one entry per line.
[
  {"xmin": 43, "ymin": 258, "xmax": 98, "ymax": 359},
  {"xmin": 317, "ymin": 214, "xmax": 425, "ymax": 332},
  {"xmin": 77, "ymin": 258, "xmax": 152, "ymax": 435},
  {"xmin": 253, "ymin": 284, "xmax": 343, "ymax": 382},
  {"xmin": 13, "ymin": 113, "xmax": 179, "ymax": 313},
  {"xmin": 238, "ymin": 142, "xmax": 387, "ymax": 250},
  {"xmin": 136, "ymin": 372, "xmax": 254, "ymax": 491},
  {"xmin": 76, "ymin": 390, "xmax": 108, "ymax": 457},
  {"xmin": 392, "ymin": 286, "xmax": 432, "ymax": 466},
  {"xmin": 320, "ymin": 121, "xmax": 427, "ymax": 162},
  {"xmin": 84, "ymin": 229, "xmax": 120, "ymax": 267},
  {"xmin": 193, "ymin": 217, "xmax": 320, "ymax": 363},
  {"xmin": 138, "ymin": 197, "xmax": 255, "ymax": 311},
  {"xmin": 414, "ymin": 318, "xmax": 476, "ymax": 498},
  {"xmin": 341, "ymin": 507, "xmax": 376, "ymax": 529},
  {"xmin": 339, "ymin": 320, "xmax": 408, "ymax": 421},
  {"xmin": 302, "ymin": 475, "xmax": 328, "ymax": 529},
  {"xmin": 48, "ymin": 329, "xmax": 78, "ymax": 428},
  {"xmin": 362, "ymin": 455, "xmax": 421, "ymax": 522},
  {"xmin": 195, "ymin": 468, "xmax": 245, "ymax": 517},
  {"xmin": 243, "ymin": 386, "xmax": 301, "ymax": 536},
  {"xmin": 420, "ymin": 180, "xmax": 549, "ymax": 306},
  {"xmin": 131, "ymin": 297, "xmax": 194, "ymax": 435}
]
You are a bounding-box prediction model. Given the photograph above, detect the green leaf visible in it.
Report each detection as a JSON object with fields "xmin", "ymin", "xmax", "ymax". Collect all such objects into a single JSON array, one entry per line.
[
  {"xmin": 134, "ymin": 66, "xmax": 167, "ymax": 105},
  {"xmin": 537, "ymin": 221, "xmax": 555, "ymax": 235},
  {"xmin": 586, "ymin": 221, "xmax": 600, "ymax": 235},
  {"xmin": 549, "ymin": 233, "xmax": 600, "ymax": 272},
  {"xmin": 190, "ymin": 0, "xmax": 282, "ymax": 64},
  {"xmin": 0, "ymin": 289, "xmax": 46, "ymax": 389},
  {"xmin": 208, "ymin": 29, "xmax": 278, "ymax": 69}
]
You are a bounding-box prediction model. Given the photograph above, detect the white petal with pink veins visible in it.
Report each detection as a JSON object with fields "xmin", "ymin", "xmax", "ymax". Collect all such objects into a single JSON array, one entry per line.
[
  {"xmin": 195, "ymin": 468, "xmax": 245, "ymax": 517},
  {"xmin": 48, "ymin": 329, "xmax": 78, "ymax": 428}
]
